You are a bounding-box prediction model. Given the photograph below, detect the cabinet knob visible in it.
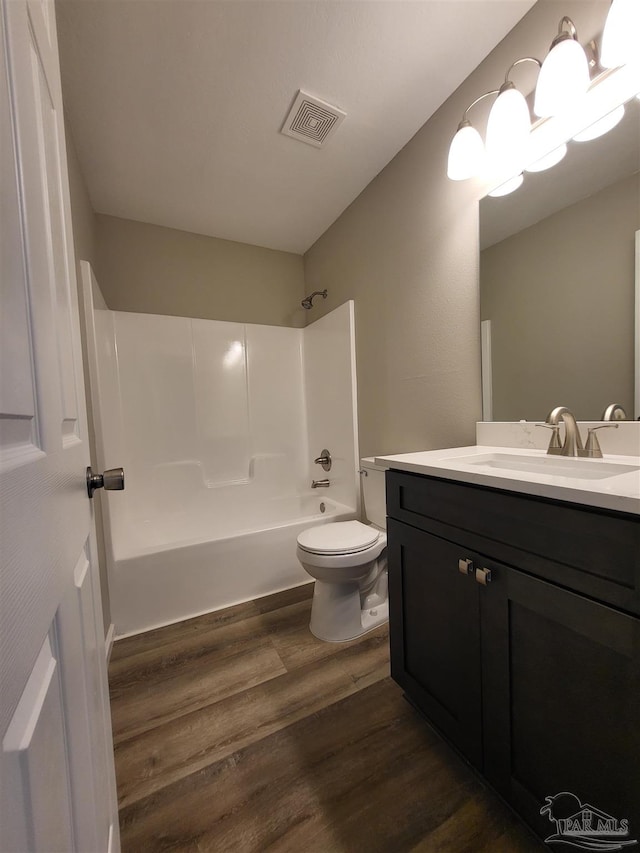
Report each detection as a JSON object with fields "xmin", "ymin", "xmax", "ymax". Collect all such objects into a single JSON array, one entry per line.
[
  {"xmin": 475, "ymin": 567, "xmax": 492, "ymax": 586},
  {"xmin": 458, "ymin": 558, "xmax": 474, "ymax": 575}
]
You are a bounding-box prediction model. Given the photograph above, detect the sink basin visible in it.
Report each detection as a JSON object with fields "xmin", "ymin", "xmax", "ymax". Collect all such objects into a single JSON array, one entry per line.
[{"xmin": 446, "ymin": 452, "xmax": 640, "ymax": 481}]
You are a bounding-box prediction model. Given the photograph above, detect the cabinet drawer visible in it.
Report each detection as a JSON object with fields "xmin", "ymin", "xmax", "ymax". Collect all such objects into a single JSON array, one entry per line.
[{"xmin": 386, "ymin": 470, "xmax": 640, "ymax": 615}]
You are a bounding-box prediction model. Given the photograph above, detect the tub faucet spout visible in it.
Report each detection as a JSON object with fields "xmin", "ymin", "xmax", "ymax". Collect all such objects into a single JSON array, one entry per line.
[{"xmin": 311, "ymin": 479, "xmax": 330, "ymax": 488}]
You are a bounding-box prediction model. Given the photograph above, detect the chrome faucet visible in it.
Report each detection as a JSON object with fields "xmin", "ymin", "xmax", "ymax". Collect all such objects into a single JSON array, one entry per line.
[
  {"xmin": 311, "ymin": 479, "xmax": 330, "ymax": 488},
  {"xmin": 545, "ymin": 406, "xmax": 586, "ymax": 457}
]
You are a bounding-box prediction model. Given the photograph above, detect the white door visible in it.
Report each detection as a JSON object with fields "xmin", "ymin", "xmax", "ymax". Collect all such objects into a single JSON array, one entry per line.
[{"xmin": 0, "ymin": 0, "xmax": 119, "ymax": 850}]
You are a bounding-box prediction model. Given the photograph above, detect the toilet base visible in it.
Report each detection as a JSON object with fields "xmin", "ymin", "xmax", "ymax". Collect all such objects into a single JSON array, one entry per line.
[{"xmin": 309, "ymin": 579, "xmax": 389, "ymax": 643}]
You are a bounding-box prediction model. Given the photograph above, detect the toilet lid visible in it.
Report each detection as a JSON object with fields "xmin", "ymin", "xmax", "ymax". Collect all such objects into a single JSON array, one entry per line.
[{"xmin": 297, "ymin": 520, "xmax": 380, "ymax": 555}]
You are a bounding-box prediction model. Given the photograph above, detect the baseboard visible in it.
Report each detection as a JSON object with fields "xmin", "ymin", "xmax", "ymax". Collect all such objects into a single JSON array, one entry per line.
[{"xmin": 105, "ymin": 623, "xmax": 115, "ymax": 663}]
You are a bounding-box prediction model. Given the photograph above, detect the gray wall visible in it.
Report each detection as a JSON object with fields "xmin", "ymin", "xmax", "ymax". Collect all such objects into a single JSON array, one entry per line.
[
  {"xmin": 482, "ymin": 173, "xmax": 639, "ymax": 421},
  {"xmin": 303, "ymin": 0, "xmax": 605, "ymax": 457},
  {"xmin": 95, "ymin": 215, "xmax": 307, "ymax": 327}
]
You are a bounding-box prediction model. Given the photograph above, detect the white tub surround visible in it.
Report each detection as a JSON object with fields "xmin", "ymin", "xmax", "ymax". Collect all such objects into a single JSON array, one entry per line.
[
  {"xmin": 304, "ymin": 301, "xmax": 360, "ymax": 512},
  {"xmin": 476, "ymin": 420, "xmax": 640, "ymax": 457},
  {"xmin": 86, "ymin": 278, "xmax": 359, "ymax": 636},
  {"xmin": 376, "ymin": 446, "xmax": 640, "ymax": 515}
]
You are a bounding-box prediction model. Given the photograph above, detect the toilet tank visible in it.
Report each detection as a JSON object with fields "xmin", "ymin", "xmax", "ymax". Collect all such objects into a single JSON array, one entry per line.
[{"xmin": 360, "ymin": 457, "xmax": 388, "ymax": 529}]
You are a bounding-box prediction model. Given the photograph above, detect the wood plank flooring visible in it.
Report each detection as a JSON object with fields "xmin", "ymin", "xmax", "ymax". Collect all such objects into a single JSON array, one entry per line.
[{"xmin": 109, "ymin": 583, "xmax": 544, "ymax": 852}]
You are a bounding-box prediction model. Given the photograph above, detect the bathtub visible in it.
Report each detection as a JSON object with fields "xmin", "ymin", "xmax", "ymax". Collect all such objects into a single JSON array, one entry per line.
[
  {"xmin": 106, "ymin": 490, "xmax": 355, "ymax": 637},
  {"xmin": 89, "ymin": 301, "xmax": 361, "ymax": 638}
]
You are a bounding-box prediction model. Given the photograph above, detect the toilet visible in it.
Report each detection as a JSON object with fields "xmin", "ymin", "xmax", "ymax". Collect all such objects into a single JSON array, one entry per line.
[{"xmin": 296, "ymin": 457, "xmax": 388, "ymax": 642}]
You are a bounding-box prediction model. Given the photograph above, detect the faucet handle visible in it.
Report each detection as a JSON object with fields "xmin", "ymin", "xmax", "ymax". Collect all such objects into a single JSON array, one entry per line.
[
  {"xmin": 584, "ymin": 424, "xmax": 619, "ymax": 458},
  {"xmin": 536, "ymin": 423, "xmax": 563, "ymax": 455},
  {"xmin": 314, "ymin": 449, "xmax": 332, "ymax": 471}
]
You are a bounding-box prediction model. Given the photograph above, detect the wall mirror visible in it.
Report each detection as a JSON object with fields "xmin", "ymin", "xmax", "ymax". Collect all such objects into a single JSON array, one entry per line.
[{"xmin": 479, "ymin": 95, "xmax": 639, "ymax": 422}]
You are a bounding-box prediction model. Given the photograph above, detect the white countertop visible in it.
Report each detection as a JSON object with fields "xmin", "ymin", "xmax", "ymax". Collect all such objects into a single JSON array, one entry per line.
[{"xmin": 375, "ymin": 446, "xmax": 640, "ymax": 516}]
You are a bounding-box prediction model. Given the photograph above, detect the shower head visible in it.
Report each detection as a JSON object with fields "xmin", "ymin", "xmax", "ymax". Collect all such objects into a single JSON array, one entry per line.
[{"xmin": 301, "ymin": 289, "xmax": 328, "ymax": 309}]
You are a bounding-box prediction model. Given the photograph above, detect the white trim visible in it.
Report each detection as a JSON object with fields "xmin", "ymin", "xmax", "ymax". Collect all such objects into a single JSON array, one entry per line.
[
  {"xmin": 481, "ymin": 319, "xmax": 493, "ymax": 422},
  {"xmin": 635, "ymin": 230, "xmax": 639, "ymax": 421},
  {"xmin": 347, "ymin": 300, "xmax": 361, "ymax": 518},
  {"xmin": 2, "ymin": 637, "xmax": 56, "ymax": 752},
  {"xmin": 104, "ymin": 623, "xmax": 115, "ymax": 663}
]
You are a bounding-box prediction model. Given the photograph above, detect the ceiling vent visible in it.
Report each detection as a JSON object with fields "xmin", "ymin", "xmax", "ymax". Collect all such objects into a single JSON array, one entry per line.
[{"xmin": 281, "ymin": 90, "xmax": 346, "ymax": 148}]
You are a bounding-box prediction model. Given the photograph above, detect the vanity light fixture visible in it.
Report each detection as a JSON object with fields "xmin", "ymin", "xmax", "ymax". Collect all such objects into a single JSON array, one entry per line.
[
  {"xmin": 486, "ymin": 59, "xmax": 539, "ymax": 177},
  {"xmin": 447, "ymin": 90, "xmax": 498, "ymax": 181},
  {"xmin": 446, "ymin": 2, "xmax": 640, "ymax": 191},
  {"xmin": 601, "ymin": 0, "xmax": 640, "ymax": 69},
  {"xmin": 534, "ymin": 17, "xmax": 590, "ymax": 118}
]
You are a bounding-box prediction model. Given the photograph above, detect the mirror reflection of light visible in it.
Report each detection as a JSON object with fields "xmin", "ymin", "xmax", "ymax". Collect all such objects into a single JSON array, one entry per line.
[
  {"xmin": 223, "ymin": 340, "xmax": 244, "ymax": 369},
  {"xmin": 526, "ymin": 144, "xmax": 567, "ymax": 173},
  {"xmin": 572, "ymin": 105, "xmax": 625, "ymax": 142},
  {"xmin": 488, "ymin": 173, "xmax": 524, "ymax": 197}
]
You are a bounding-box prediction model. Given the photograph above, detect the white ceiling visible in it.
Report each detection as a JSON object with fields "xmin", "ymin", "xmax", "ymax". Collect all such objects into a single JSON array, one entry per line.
[{"xmin": 56, "ymin": 0, "xmax": 536, "ymax": 254}]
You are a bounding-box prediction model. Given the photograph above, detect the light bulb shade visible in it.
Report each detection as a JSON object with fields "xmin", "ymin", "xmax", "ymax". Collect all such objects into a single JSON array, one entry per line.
[
  {"xmin": 526, "ymin": 144, "xmax": 567, "ymax": 172},
  {"xmin": 573, "ymin": 104, "xmax": 625, "ymax": 141},
  {"xmin": 488, "ymin": 173, "xmax": 524, "ymax": 197},
  {"xmin": 447, "ymin": 123, "xmax": 485, "ymax": 180},
  {"xmin": 601, "ymin": 0, "xmax": 640, "ymax": 69},
  {"xmin": 534, "ymin": 37, "xmax": 590, "ymax": 117},
  {"xmin": 485, "ymin": 85, "xmax": 530, "ymax": 177}
]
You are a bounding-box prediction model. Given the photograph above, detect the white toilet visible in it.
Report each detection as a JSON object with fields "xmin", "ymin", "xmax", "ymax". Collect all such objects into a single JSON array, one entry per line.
[{"xmin": 296, "ymin": 457, "xmax": 388, "ymax": 642}]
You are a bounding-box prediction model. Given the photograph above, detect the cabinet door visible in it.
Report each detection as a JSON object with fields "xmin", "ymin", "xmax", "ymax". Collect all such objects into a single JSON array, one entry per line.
[
  {"xmin": 481, "ymin": 563, "xmax": 640, "ymax": 843},
  {"xmin": 388, "ymin": 520, "xmax": 482, "ymax": 767}
]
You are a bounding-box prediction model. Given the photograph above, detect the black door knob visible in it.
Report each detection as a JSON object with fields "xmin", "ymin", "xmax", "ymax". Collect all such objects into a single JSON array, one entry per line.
[{"xmin": 86, "ymin": 466, "xmax": 125, "ymax": 498}]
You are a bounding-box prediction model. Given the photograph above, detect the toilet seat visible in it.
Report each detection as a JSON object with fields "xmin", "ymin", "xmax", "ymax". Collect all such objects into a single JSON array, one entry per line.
[
  {"xmin": 296, "ymin": 531, "xmax": 387, "ymax": 572},
  {"xmin": 297, "ymin": 520, "xmax": 379, "ymax": 556}
]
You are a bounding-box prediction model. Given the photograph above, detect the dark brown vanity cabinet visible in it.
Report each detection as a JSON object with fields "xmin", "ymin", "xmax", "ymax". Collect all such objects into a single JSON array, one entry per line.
[
  {"xmin": 387, "ymin": 470, "xmax": 640, "ymax": 845},
  {"xmin": 387, "ymin": 522, "xmax": 483, "ymax": 766}
]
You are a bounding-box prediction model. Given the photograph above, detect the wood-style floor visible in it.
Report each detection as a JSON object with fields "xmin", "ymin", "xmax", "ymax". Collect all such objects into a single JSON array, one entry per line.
[{"xmin": 109, "ymin": 583, "xmax": 544, "ymax": 852}]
